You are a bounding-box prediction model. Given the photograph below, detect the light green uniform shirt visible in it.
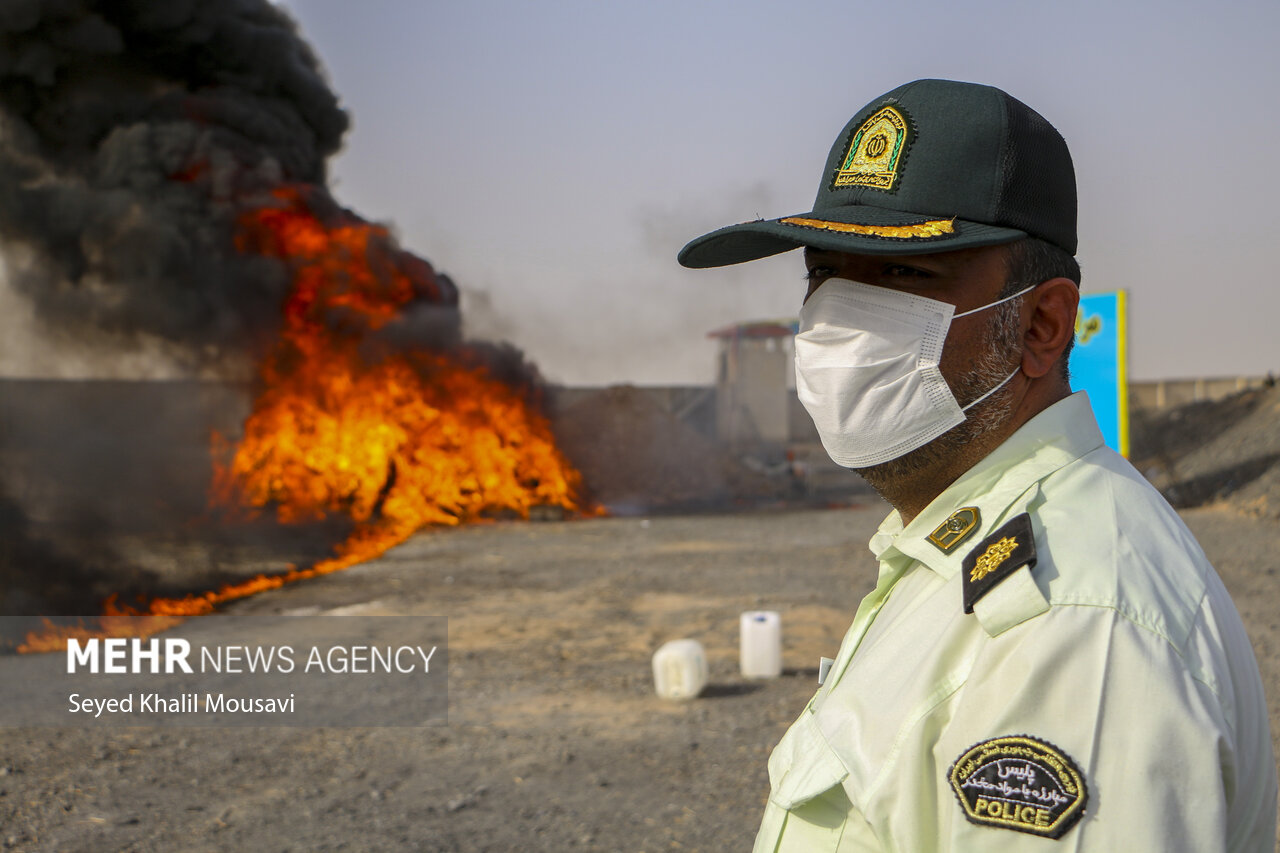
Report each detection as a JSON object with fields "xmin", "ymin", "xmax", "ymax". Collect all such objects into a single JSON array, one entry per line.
[{"xmin": 755, "ymin": 392, "xmax": 1277, "ymax": 852}]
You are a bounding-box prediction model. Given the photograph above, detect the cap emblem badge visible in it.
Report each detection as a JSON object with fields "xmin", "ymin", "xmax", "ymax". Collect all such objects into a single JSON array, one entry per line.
[{"xmin": 834, "ymin": 105, "xmax": 910, "ymax": 190}]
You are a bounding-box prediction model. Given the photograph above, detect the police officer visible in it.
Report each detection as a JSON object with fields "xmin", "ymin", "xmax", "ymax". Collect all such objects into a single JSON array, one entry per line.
[{"xmin": 679, "ymin": 79, "xmax": 1276, "ymax": 851}]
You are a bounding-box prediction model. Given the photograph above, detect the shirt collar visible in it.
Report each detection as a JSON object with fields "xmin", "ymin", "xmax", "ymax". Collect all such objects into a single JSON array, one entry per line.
[{"xmin": 871, "ymin": 391, "xmax": 1106, "ymax": 580}]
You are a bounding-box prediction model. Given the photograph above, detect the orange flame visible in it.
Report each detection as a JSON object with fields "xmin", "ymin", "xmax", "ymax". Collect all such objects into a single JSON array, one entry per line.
[{"xmin": 17, "ymin": 187, "xmax": 584, "ymax": 653}]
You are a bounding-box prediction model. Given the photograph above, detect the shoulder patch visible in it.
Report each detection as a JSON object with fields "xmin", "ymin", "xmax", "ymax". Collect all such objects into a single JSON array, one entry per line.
[
  {"xmin": 948, "ymin": 735, "xmax": 1088, "ymax": 839},
  {"xmin": 927, "ymin": 506, "xmax": 981, "ymax": 553},
  {"xmin": 962, "ymin": 513, "xmax": 1036, "ymax": 614}
]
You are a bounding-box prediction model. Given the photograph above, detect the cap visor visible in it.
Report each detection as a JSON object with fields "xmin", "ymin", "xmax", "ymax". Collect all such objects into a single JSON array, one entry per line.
[{"xmin": 677, "ymin": 207, "xmax": 1026, "ymax": 268}]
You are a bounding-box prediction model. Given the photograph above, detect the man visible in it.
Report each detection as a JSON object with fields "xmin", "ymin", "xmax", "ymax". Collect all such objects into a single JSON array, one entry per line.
[{"xmin": 678, "ymin": 79, "xmax": 1276, "ymax": 851}]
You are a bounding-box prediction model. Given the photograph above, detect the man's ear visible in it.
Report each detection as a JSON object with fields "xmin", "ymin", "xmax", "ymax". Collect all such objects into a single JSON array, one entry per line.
[{"xmin": 1021, "ymin": 278, "xmax": 1079, "ymax": 379}]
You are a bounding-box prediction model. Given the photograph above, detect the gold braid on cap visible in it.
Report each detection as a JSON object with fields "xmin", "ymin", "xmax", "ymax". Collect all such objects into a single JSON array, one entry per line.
[{"xmin": 779, "ymin": 216, "xmax": 955, "ymax": 239}]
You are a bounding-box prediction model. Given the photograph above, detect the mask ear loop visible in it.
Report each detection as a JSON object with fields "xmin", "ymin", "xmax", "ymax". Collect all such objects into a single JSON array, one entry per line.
[
  {"xmin": 954, "ymin": 283, "xmax": 1036, "ymax": 412},
  {"xmin": 953, "ymin": 282, "xmax": 1038, "ymax": 319},
  {"xmin": 960, "ymin": 366, "xmax": 1021, "ymax": 413}
]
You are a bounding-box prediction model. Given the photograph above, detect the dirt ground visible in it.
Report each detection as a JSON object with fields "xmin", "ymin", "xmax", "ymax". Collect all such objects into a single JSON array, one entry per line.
[{"xmin": 1, "ymin": 498, "xmax": 1278, "ymax": 852}]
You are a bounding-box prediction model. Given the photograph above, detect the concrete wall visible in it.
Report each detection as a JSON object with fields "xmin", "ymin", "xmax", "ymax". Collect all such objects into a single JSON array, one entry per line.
[
  {"xmin": 550, "ymin": 384, "xmax": 716, "ymax": 439},
  {"xmin": 4, "ymin": 376, "xmax": 1269, "ymax": 520},
  {"xmin": 1128, "ymin": 376, "xmax": 1274, "ymax": 410},
  {"xmin": 576, "ymin": 375, "xmax": 1276, "ymax": 441}
]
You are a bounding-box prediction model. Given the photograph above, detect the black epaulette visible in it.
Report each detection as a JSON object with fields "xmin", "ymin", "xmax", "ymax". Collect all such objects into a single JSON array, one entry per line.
[{"xmin": 962, "ymin": 513, "xmax": 1037, "ymax": 614}]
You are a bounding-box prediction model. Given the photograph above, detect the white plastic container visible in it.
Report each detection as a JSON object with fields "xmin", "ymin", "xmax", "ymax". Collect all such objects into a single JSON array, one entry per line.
[
  {"xmin": 652, "ymin": 639, "xmax": 707, "ymax": 700},
  {"xmin": 740, "ymin": 610, "xmax": 782, "ymax": 678}
]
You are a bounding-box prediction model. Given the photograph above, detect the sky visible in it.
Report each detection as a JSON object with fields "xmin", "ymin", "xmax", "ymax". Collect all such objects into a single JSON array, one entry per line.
[
  {"xmin": 8, "ymin": 0, "xmax": 1278, "ymax": 386},
  {"xmin": 271, "ymin": 0, "xmax": 1279, "ymax": 387}
]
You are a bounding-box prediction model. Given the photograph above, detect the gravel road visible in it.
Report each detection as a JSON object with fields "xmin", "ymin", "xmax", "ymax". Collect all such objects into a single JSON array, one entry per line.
[{"xmin": 1, "ymin": 501, "xmax": 1277, "ymax": 852}]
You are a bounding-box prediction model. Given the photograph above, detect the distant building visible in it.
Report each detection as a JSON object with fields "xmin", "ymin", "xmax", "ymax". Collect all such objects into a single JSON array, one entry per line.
[{"xmin": 707, "ymin": 321, "xmax": 796, "ymax": 449}]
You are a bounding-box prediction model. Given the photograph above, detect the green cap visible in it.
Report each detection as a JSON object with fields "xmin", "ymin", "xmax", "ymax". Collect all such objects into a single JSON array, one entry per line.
[{"xmin": 677, "ymin": 79, "xmax": 1076, "ymax": 268}]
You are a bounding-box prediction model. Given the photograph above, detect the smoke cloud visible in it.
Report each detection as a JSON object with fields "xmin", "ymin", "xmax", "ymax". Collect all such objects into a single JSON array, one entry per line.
[
  {"xmin": 0, "ymin": 0, "xmax": 359, "ymax": 363},
  {"xmin": 0, "ymin": 1, "xmax": 529, "ymax": 621}
]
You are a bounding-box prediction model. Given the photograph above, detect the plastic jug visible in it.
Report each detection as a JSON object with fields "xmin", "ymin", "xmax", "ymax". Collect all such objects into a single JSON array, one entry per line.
[
  {"xmin": 652, "ymin": 639, "xmax": 707, "ymax": 700},
  {"xmin": 740, "ymin": 610, "xmax": 782, "ymax": 678}
]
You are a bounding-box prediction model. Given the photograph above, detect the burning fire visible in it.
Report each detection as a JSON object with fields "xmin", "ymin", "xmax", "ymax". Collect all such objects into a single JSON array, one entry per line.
[
  {"xmin": 215, "ymin": 186, "xmax": 582, "ymax": 532},
  {"xmin": 18, "ymin": 187, "xmax": 584, "ymax": 653}
]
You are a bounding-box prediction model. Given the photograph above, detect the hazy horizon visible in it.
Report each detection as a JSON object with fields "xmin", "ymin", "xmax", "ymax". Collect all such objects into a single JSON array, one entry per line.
[{"xmin": 3, "ymin": 0, "xmax": 1276, "ymax": 387}]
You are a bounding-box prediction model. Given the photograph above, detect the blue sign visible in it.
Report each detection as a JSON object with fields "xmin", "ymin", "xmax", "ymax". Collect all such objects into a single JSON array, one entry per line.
[{"xmin": 1069, "ymin": 291, "xmax": 1129, "ymax": 457}]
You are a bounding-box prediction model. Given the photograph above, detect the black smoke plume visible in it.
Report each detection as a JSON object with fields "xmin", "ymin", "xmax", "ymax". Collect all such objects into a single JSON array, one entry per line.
[
  {"xmin": 0, "ymin": 0, "xmax": 443, "ymax": 358},
  {"xmin": 0, "ymin": 1, "xmax": 533, "ymax": 622}
]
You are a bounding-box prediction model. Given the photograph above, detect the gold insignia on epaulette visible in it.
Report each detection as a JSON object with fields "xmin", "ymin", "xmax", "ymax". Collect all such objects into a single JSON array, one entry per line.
[
  {"xmin": 834, "ymin": 106, "xmax": 910, "ymax": 190},
  {"xmin": 962, "ymin": 514, "xmax": 1036, "ymax": 614},
  {"xmin": 928, "ymin": 506, "xmax": 980, "ymax": 552},
  {"xmin": 971, "ymin": 536, "xmax": 1018, "ymax": 582}
]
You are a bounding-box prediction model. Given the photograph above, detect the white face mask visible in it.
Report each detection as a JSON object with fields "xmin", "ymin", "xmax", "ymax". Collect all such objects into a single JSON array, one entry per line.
[{"xmin": 793, "ymin": 278, "xmax": 1033, "ymax": 468}]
